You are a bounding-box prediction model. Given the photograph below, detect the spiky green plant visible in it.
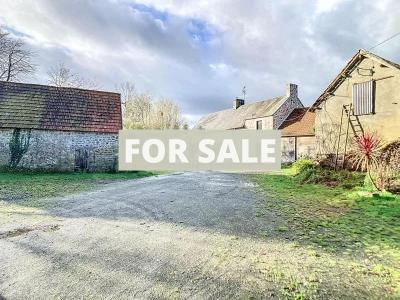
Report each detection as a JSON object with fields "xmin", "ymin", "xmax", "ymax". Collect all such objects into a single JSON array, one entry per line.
[{"xmin": 351, "ymin": 132, "xmax": 384, "ymax": 191}]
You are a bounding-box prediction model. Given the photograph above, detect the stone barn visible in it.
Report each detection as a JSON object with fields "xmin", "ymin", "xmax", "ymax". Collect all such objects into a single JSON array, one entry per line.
[{"xmin": 0, "ymin": 81, "xmax": 122, "ymax": 171}]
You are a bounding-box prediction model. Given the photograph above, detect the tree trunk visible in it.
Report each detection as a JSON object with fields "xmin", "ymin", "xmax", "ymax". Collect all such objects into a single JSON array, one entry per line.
[
  {"xmin": 6, "ymin": 52, "xmax": 12, "ymax": 81},
  {"xmin": 367, "ymin": 162, "xmax": 380, "ymax": 191}
]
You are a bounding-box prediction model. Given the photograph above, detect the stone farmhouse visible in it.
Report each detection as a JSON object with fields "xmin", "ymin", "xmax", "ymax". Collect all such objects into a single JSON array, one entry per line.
[
  {"xmin": 196, "ymin": 83, "xmax": 316, "ymax": 162},
  {"xmin": 0, "ymin": 81, "xmax": 122, "ymax": 171},
  {"xmin": 310, "ymin": 49, "xmax": 400, "ymax": 158}
]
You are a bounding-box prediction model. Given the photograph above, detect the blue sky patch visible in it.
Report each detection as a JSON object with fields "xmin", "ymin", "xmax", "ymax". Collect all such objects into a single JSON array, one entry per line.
[
  {"xmin": 187, "ymin": 19, "xmax": 214, "ymax": 45},
  {"xmin": 131, "ymin": 3, "xmax": 168, "ymax": 22}
]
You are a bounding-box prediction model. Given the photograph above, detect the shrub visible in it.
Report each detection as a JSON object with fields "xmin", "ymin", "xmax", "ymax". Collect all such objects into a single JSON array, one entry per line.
[
  {"xmin": 292, "ymin": 159, "xmax": 315, "ymax": 174},
  {"xmin": 318, "ymin": 153, "xmax": 356, "ymax": 171},
  {"xmin": 294, "ymin": 163, "xmax": 364, "ymax": 189},
  {"xmin": 296, "ymin": 166, "xmax": 317, "ymax": 183},
  {"xmin": 350, "ymin": 132, "xmax": 384, "ymax": 191},
  {"xmin": 317, "ymin": 154, "xmax": 336, "ymax": 169},
  {"xmin": 380, "ymin": 140, "xmax": 400, "ymax": 173},
  {"xmin": 378, "ymin": 140, "xmax": 400, "ymax": 193}
]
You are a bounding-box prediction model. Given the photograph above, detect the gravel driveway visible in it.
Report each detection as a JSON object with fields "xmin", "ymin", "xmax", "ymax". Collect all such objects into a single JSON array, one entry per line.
[
  {"xmin": 0, "ymin": 172, "xmax": 383, "ymax": 299},
  {"xmin": 0, "ymin": 172, "xmax": 280, "ymax": 299}
]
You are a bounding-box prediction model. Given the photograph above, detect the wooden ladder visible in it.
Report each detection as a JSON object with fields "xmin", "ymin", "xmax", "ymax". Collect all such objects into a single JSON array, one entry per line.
[{"xmin": 334, "ymin": 104, "xmax": 364, "ymax": 170}]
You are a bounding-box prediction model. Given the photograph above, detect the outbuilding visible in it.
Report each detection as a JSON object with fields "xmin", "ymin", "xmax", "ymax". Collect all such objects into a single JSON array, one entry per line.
[
  {"xmin": 0, "ymin": 81, "xmax": 122, "ymax": 171},
  {"xmin": 279, "ymin": 108, "xmax": 316, "ymax": 162},
  {"xmin": 310, "ymin": 49, "xmax": 400, "ymax": 157}
]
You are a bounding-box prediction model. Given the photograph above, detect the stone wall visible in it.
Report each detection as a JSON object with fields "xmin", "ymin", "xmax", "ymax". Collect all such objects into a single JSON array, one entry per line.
[
  {"xmin": 0, "ymin": 129, "xmax": 118, "ymax": 171},
  {"xmin": 244, "ymin": 84, "xmax": 303, "ymax": 130},
  {"xmin": 272, "ymin": 93, "xmax": 304, "ymax": 129}
]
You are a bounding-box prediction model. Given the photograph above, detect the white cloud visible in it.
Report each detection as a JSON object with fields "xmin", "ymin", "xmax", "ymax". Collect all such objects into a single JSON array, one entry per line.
[
  {"xmin": 0, "ymin": 0, "xmax": 400, "ymax": 123},
  {"xmin": 315, "ymin": 0, "xmax": 348, "ymax": 14}
]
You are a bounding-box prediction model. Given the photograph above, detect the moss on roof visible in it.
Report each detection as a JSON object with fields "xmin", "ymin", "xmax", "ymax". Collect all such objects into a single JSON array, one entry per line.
[{"xmin": 0, "ymin": 81, "xmax": 122, "ymax": 133}]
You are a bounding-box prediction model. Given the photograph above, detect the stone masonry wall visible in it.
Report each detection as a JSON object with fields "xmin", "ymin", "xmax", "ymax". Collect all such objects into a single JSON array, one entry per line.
[
  {"xmin": 272, "ymin": 94, "xmax": 303, "ymax": 129},
  {"xmin": 0, "ymin": 129, "xmax": 118, "ymax": 171}
]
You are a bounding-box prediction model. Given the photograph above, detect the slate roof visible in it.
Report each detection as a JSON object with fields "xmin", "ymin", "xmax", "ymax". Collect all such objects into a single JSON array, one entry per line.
[
  {"xmin": 310, "ymin": 49, "xmax": 400, "ymax": 111},
  {"xmin": 0, "ymin": 81, "xmax": 122, "ymax": 133},
  {"xmin": 279, "ymin": 108, "xmax": 315, "ymax": 137},
  {"xmin": 195, "ymin": 96, "xmax": 286, "ymax": 129}
]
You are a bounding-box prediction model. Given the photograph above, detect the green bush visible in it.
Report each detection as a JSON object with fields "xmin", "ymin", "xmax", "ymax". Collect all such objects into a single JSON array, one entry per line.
[
  {"xmin": 293, "ymin": 162, "xmax": 364, "ymax": 189},
  {"xmin": 296, "ymin": 166, "xmax": 317, "ymax": 183},
  {"xmin": 292, "ymin": 159, "xmax": 315, "ymax": 174}
]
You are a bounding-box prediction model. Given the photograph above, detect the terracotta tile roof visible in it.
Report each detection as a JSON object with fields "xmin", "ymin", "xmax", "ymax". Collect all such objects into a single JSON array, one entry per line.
[
  {"xmin": 279, "ymin": 108, "xmax": 315, "ymax": 137},
  {"xmin": 0, "ymin": 81, "xmax": 122, "ymax": 133},
  {"xmin": 195, "ymin": 96, "xmax": 286, "ymax": 129}
]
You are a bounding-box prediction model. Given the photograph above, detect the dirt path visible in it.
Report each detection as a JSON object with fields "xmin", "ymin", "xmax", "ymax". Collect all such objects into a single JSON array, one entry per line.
[{"xmin": 0, "ymin": 172, "xmax": 388, "ymax": 299}]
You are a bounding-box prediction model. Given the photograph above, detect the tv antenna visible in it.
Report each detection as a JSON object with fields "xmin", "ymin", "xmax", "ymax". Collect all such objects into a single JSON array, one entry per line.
[{"xmin": 242, "ymin": 85, "xmax": 246, "ymax": 100}]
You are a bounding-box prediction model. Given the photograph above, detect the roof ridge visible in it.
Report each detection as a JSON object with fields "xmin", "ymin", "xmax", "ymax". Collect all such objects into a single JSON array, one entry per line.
[
  {"xmin": 200, "ymin": 95, "xmax": 285, "ymax": 117},
  {"xmin": 244, "ymin": 95, "xmax": 285, "ymax": 106},
  {"xmin": 310, "ymin": 49, "xmax": 400, "ymax": 110},
  {"xmin": 196, "ymin": 95, "xmax": 286, "ymax": 129},
  {"xmin": 0, "ymin": 80, "xmax": 121, "ymax": 96},
  {"xmin": 360, "ymin": 49, "xmax": 400, "ymax": 69}
]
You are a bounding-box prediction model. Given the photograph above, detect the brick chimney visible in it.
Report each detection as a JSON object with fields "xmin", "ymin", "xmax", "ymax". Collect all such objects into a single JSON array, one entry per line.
[
  {"xmin": 286, "ymin": 83, "xmax": 298, "ymax": 98},
  {"xmin": 233, "ymin": 98, "xmax": 245, "ymax": 109}
]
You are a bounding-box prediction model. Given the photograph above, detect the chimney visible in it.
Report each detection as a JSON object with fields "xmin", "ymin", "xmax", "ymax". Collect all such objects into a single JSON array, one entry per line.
[
  {"xmin": 286, "ymin": 83, "xmax": 298, "ymax": 98},
  {"xmin": 233, "ymin": 97, "xmax": 245, "ymax": 109}
]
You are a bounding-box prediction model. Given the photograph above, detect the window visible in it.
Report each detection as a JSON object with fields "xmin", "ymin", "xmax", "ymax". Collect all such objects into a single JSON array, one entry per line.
[
  {"xmin": 352, "ymin": 80, "xmax": 375, "ymax": 115},
  {"xmin": 256, "ymin": 120, "xmax": 262, "ymax": 130}
]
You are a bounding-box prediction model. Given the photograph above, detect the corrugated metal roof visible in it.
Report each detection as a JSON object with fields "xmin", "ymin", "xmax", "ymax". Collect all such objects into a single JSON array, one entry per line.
[{"xmin": 0, "ymin": 81, "xmax": 122, "ymax": 133}]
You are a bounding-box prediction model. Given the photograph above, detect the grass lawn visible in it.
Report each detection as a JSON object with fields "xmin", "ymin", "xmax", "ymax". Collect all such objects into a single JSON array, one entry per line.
[
  {"xmin": 253, "ymin": 166, "xmax": 400, "ymax": 298},
  {"xmin": 0, "ymin": 171, "xmax": 156, "ymax": 208}
]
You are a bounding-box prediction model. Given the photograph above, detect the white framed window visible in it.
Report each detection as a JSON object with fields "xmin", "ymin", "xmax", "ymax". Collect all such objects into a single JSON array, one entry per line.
[
  {"xmin": 352, "ymin": 80, "xmax": 375, "ymax": 115},
  {"xmin": 256, "ymin": 120, "xmax": 262, "ymax": 130}
]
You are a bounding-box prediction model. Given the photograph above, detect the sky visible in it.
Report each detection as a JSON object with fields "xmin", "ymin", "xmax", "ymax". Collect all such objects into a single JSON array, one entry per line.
[{"xmin": 1, "ymin": 0, "xmax": 400, "ymax": 124}]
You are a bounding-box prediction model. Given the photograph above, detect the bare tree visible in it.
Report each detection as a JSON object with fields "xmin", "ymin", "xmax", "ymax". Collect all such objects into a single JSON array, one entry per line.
[
  {"xmin": 0, "ymin": 30, "xmax": 35, "ymax": 82},
  {"xmin": 0, "ymin": 31, "xmax": 8, "ymax": 54},
  {"xmin": 151, "ymin": 99, "xmax": 183, "ymax": 129},
  {"xmin": 47, "ymin": 62, "xmax": 99, "ymax": 89},
  {"xmin": 123, "ymin": 92, "xmax": 152, "ymax": 129},
  {"xmin": 117, "ymin": 81, "xmax": 136, "ymax": 106},
  {"xmin": 122, "ymin": 89, "xmax": 183, "ymax": 129}
]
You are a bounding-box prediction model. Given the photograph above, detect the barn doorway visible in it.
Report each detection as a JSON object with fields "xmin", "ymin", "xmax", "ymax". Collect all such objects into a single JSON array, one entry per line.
[{"xmin": 74, "ymin": 148, "xmax": 91, "ymax": 171}]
